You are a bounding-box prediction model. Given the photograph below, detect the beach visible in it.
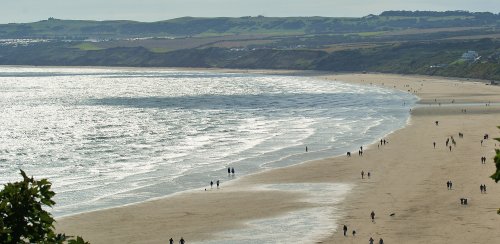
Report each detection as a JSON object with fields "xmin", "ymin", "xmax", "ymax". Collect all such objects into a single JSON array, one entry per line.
[{"xmin": 56, "ymin": 73, "xmax": 500, "ymax": 243}]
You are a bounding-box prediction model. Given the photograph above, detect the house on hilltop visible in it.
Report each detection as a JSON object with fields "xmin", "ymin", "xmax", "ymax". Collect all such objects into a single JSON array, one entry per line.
[{"xmin": 461, "ymin": 51, "xmax": 479, "ymax": 62}]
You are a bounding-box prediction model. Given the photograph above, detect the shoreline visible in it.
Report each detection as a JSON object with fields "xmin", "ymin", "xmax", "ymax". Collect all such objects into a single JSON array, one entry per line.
[
  {"xmin": 55, "ymin": 71, "xmax": 500, "ymax": 243},
  {"xmin": 1, "ymin": 64, "xmax": 497, "ymax": 87}
]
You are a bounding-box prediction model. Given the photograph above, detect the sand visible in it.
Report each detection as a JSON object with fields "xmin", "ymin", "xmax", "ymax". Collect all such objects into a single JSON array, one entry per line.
[{"xmin": 56, "ymin": 73, "xmax": 500, "ymax": 243}]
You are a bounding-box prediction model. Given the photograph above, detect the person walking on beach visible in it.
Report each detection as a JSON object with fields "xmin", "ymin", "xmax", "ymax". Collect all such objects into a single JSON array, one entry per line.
[
  {"xmin": 371, "ymin": 211, "xmax": 375, "ymax": 222},
  {"xmin": 179, "ymin": 237, "xmax": 185, "ymax": 244},
  {"xmin": 367, "ymin": 172, "xmax": 371, "ymax": 179},
  {"xmin": 433, "ymin": 142, "xmax": 436, "ymax": 148},
  {"xmin": 379, "ymin": 238, "xmax": 384, "ymax": 244},
  {"xmin": 449, "ymin": 145, "xmax": 452, "ymax": 151},
  {"xmin": 447, "ymin": 181, "xmax": 450, "ymax": 190},
  {"xmin": 228, "ymin": 167, "xmax": 231, "ymax": 175},
  {"xmin": 231, "ymin": 167, "xmax": 235, "ymax": 175},
  {"xmin": 169, "ymin": 238, "xmax": 174, "ymax": 244},
  {"xmin": 361, "ymin": 171, "xmax": 365, "ymax": 179},
  {"xmin": 352, "ymin": 230, "xmax": 356, "ymax": 237},
  {"xmin": 480, "ymin": 184, "xmax": 484, "ymax": 193},
  {"xmin": 483, "ymin": 184, "xmax": 487, "ymax": 193},
  {"xmin": 210, "ymin": 181, "xmax": 213, "ymax": 189},
  {"xmin": 216, "ymin": 180, "xmax": 220, "ymax": 189},
  {"xmin": 343, "ymin": 225, "xmax": 348, "ymax": 236},
  {"xmin": 306, "ymin": 146, "xmax": 308, "ymax": 152},
  {"xmin": 369, "ymin": 237, "xmax": 375, "ymax": 244}
]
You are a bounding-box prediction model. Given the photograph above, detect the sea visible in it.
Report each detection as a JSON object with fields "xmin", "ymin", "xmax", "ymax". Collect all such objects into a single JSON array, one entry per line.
[{"xmin": 0, "ymin": 67, "xmax": 417, "ymax": 237}]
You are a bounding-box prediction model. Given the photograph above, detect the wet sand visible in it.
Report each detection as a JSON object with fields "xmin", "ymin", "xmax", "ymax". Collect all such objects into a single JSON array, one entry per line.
[{"xmin": 56, "ymin": 73, "xmax": 500, "ymax": 243}]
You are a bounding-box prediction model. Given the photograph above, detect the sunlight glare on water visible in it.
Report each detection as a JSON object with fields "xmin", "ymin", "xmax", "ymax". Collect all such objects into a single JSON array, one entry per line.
[{"xmin": 0, "ymin": 67, "xmax": 417, "ymax": 216}]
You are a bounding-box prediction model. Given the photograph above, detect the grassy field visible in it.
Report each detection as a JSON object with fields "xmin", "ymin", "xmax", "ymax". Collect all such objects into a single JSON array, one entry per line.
[
  {"xmin": 74, "ymin": 43, "xmax": 103, "ymax": 51},
  {"xmin": 91, "ymin": 34, "xmax": 279, "ymax": 51},
  {"xmin": 322, "ymin": 43, "xmax": 387, "ymax": 52}
]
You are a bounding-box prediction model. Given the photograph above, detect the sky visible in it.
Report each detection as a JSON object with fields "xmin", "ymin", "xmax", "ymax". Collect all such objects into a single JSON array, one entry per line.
[{"xmin": 1, "ymin": 0, "xmax": 500, "ymax": 23}]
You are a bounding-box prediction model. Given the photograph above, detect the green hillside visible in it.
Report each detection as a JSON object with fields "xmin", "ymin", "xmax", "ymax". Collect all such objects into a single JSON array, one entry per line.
[{"xmin": 1, "ymin": 11, "xmax": 500, "ymax": 39}]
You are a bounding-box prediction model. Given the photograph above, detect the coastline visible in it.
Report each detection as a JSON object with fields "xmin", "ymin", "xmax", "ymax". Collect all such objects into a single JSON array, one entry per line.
[{"xmin": 55, "ymin": 72, "xmax": 500, "ymax": 243}]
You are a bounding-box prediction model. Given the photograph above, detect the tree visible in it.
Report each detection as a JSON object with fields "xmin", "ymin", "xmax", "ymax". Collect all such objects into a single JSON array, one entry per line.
[
  {"xmin": 492, "ymin": 148, "xmax": 500, "ymax": 183},
  {"xmin": 492, "ymin": 126, "xmax": 500, "ymax": 183},
  {"xmin": 0, "ymin": 170, "xmax": 88, "ymax": 243},
  {"xmin": 492, "ymin": 129, "xmax": 500, "ymax": 215}
]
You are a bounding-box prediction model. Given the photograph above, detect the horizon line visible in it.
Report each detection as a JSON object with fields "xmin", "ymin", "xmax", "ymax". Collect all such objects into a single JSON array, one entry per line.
[{"xmin": 1, "ymin": 9, "xmax": 498, "ymax": 25}]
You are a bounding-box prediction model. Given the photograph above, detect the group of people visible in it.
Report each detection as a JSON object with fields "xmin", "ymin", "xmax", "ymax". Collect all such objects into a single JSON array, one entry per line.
[
  {"xmin": 359, "ymin": 145, "xmax": 367, "ymax": 156},
  {"xmin": 443, "ymin": 132, "xmax": 493, "ymax": 206},
  {"xmin": 446, "ymin": 181, "xmax": 453, "ymax": 190},
  {"xmin": 206, "ymin": 167, "xmax": 238, "ymax": 190},
  {"xmin": 445, "ymin": 136, "xmax": 456, "ymax": 147},
  {"xmin": 361, "ymin": 170, "xmax": 371, "ymax": 179},
  {"xmin": 480, "ymin": 184, "xmax": 487, "ymax": 193},
  {"xmin": 480, "ymin": 156, "xmax": 487, "ymax": 164},
  {"xmin": 169, "ymin": 237, "xmax": 185, "ymax": 244},
  {"xmin": 369, "ymin": 237, "xmax": 384, "ymax": 244},
  {"xmin": 460, "ymin": 198, "xmax": 469, "ymax": 205},
  {"xmin": 339, "ymin": 120, "xmax": 493, "ymax": 243},
  {"xmin": 378, "ymin": 139, "xmax": 388, "ymax": 149},
  {"xmin": 209, "ymin": 180, "xmax": 220, "ymax": 189},
  {"xmin": 347, "ymin": 145, "xmax": 366, "ymax": 157},
  {"xmin": 342, "ymin": 225, "xmax": 356, "ymax": 237}
]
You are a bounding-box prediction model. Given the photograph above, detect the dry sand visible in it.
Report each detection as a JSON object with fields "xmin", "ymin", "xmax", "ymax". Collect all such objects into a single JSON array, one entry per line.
[{"xmin": 56, "ymin": 73, "xmax": 500, "ymax": 243}]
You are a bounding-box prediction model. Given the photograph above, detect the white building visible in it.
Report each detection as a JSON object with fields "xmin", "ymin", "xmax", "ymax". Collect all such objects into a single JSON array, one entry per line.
[{"xmin": 461, "ymin": 51, "xmax": 479, "ymax": 61}]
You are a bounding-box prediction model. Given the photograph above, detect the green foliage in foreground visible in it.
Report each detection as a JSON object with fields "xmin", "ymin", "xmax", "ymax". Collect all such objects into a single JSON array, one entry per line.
[
  {"xmin": 0, "ymin": 170, "xmax": 88, "ymax": 244},
  {"xmin": 491, "ymin": 147, "xmax": 500, "ymax": 215},
  {"xmin": 492, "ymin": 149, "xmax": 500, "ymax": 183},
  {"xmin": 492, "ymin": 126, "xmax": 500, "ymax": 183}
]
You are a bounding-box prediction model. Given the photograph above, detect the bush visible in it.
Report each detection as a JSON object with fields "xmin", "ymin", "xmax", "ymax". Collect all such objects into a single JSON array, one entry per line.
[
  {"xmin": 0, "ymin": 170, "xmax": 88, "ymax": 244},
  {"xmin": 492, "ymin": 149, "xmax": 500, "ymax": 183}
]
